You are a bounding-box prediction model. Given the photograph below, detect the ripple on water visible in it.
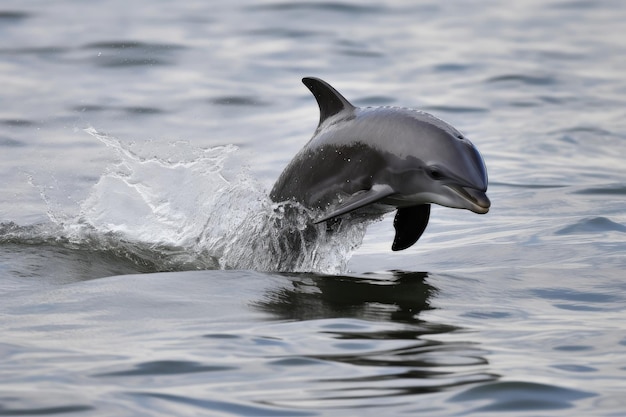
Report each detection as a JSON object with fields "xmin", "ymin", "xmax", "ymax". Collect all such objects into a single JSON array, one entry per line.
[
  {"xmin": 531, "ymin": 287, "xmax": 622, "ymax": 313},
  {"xmin": 1, "ymin": 119, "xmax": 37, "ymax": 127},
  {"xmin": 552, "ymin": 364, "xmax": 597, "ymax": 373},
  {"xmin": 81, "ymin": 41, "xmax": 185, "ymax": 68},
  {"xmin": 93, "ymin": 360, "xmax": 236, "ymax": 377},
  {"xmin": 245, "ymin": 27, "xmax": 324, "ymax": 39},
  {"xmin": 129, "ymin": 392, "xmax": 316, "ymax": 417},
  {"xmin": 0, "ymin": 10, "xmax": 31, "ymax": 21},
  {"xmin": 573, "ymin": 185, "xmax": 626, "ymax": 196},
  {"xmin": 209, "ymin": 96, "xmax": 268, "ymax": 106},
  {"xmin": 449, "ymin": 381, "xmax": 595, "ymax": 412},
  {"xmin": 0, "ymin": 136, "xmax": 26, "ymax": 147},
  {"xmin": 246, "ymin": 2, "xmax": 385, "ymax": 14},
  {"xmin": 555, "ymin": 217, "xmax": 626, "ymax": 235},
  {"xmin": 485, "ymin": 74, "xmax": 558, "ymax": 86},
  {"xmin": 72, "ymin": 104, "xmax": 166, "ymax": 116},
  {"xmin": 0, "ymin": 392, "xmax": 93, "ymax": 416},
  {"xmin": 531, "ymin": 287, "xmax": 620, "ymax": 303},
  {"xmin": 461, "ymin": 310, "xmax": 514, "ymax": 319}
]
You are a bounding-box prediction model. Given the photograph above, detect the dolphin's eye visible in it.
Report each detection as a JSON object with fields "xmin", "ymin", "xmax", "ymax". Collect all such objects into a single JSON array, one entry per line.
[{"xmin": 427, "ymin": 167, "xmax": 445, "ymax": 180}]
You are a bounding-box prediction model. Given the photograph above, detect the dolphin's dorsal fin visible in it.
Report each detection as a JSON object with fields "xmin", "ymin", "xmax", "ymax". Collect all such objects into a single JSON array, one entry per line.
[{"xmin": 302, "ymin": 77, "xmax": 356, "ymax": 126}]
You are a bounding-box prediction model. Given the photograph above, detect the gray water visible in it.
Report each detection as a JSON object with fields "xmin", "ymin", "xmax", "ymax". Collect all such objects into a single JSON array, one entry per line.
[{"xmin": 1, "ymin": 0, "xmax": 626, "ymax": 415}]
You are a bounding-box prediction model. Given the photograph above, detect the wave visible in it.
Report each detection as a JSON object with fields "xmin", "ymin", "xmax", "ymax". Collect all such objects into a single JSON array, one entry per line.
[{"xmin": 1, "ymin": 129, "xmax": 376, "ymax": 274}]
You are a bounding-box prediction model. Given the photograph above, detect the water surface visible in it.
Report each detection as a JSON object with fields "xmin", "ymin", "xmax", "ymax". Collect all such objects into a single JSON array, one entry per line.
[{"xmin": 1, "ymin": 0, "xmax": 626, "ymax": 415}]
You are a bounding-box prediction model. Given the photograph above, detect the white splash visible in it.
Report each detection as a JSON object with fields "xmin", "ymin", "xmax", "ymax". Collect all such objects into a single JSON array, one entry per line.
[{"xmin": 59, "ymin": 128, "xmax": 371, "ymax": 274}]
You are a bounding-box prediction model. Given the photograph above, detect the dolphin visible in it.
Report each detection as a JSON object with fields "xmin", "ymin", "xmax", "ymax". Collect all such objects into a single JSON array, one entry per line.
[{"xmin": 270, "ymin": 77, "xmax": 490, "ymax": 251}]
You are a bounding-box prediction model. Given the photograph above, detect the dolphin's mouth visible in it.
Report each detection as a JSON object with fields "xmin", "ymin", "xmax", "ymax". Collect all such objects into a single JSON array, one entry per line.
[{"xmin": 448, "ymin": 185, "xmax": 490, "ymax": 214}]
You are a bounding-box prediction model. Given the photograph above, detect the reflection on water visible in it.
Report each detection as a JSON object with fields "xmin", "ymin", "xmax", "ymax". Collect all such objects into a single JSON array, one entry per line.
[
  {"xmin": 256, "ymin": 271, "xmax": 437, "ymax": 322},
  {"xmin": 253, "ymin": 271, "xmax": 499, "ymax": 404}
]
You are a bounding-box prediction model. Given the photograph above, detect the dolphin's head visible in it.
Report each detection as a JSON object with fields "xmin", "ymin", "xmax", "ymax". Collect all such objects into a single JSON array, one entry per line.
[
  {"xmin": 421, "ymin": 137, "xmax": 490, "ymax": 214},
  {"xmin": 381, "ymin": 110, "xmax": 490, "ymax": 214}
]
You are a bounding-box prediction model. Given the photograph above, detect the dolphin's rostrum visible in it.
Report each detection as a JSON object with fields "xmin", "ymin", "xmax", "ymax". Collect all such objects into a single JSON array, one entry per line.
[{"xmin": 271, "ymin": 77, "xmax": 490, "ymax": 251}]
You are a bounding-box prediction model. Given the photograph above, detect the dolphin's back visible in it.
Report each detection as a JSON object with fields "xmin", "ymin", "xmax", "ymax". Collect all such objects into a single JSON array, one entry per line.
[{"xmin": 270, "ymin": 106, "xmax": 451, "ymax": 209}]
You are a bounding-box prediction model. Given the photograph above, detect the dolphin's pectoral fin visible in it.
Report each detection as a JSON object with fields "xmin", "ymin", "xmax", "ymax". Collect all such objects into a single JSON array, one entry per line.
[
  {"xmin": 392, "ymin": 204, "xmax": 431, "ymax": 251},
  {"xmin": 314, "ymin": 185, "xmax": 395, "ymax": 224}
]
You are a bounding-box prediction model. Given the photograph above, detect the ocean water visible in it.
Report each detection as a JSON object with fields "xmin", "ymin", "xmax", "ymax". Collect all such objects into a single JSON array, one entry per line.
[{"xmin": 1, "ymin": 0, "xmax": 626, "ymax": 415}]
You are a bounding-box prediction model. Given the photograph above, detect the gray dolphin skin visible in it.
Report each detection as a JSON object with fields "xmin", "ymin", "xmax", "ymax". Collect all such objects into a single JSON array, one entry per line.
[{"xmin": 270, "ymin": 77, "xmax": 490, "ymax": 251}]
